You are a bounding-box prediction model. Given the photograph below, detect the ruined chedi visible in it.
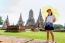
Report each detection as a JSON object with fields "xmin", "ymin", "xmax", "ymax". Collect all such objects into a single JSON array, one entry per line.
[
  {"xmin": 2, "ymin": 15, "xmax": 10, "ymax": 29},
  {"xmin": 35, "ymin": 9, "xmax": 44, "ymax": 31}
]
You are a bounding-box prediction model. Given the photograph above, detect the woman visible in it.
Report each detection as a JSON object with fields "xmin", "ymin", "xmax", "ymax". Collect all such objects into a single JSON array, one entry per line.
[{"xmin": 45, "ymin": 9, "xmax": 56, "ymax": 43}]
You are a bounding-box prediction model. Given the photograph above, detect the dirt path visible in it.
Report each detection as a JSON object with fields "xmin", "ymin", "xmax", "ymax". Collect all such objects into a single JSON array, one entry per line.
[{"xmin": 0, "ymin": 36, "xmax": 55, "ymax": 43}]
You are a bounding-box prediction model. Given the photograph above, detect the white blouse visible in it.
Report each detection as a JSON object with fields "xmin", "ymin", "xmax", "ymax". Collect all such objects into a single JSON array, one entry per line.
[{"xmin": 46, "ymin": 15, "xmax": 55, "ymax": 23}]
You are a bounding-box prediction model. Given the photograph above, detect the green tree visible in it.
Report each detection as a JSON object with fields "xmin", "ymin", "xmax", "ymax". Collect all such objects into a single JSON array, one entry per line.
[
  {"xmin": 54, "ymin": 24, "xmax": 64, "ymax": 29},
  {"xmin": 0, "ymin": 16, "xmax": 3, "ymax": 25},
  {"xmin": 64, "ymin": 24, "xmax": 65, "ymax": 29}
]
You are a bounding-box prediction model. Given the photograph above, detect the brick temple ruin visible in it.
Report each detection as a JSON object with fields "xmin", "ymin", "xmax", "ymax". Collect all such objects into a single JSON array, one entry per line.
[{"xmin": 2, "ymin": 9, "xmax": 44, "ymax": 32}]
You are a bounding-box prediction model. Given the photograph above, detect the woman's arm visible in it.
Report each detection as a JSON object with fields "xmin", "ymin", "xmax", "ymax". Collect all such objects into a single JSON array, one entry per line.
[
  {"xmin": 53, "ymin": 15, "xmax": 56, "ymax": 22},
  {"xmin": 45, "ymin": 17, "xmax": 47, "ymax": 22},
  {"xmin": 44, "ymin": 17, "xmax": 47, "ymax": 26}
]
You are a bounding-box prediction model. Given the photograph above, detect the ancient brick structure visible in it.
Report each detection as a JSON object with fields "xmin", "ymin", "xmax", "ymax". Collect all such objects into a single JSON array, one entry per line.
[
  {"xmin": 2, "ymin": 15, "xmax": 10, "ymax": 30},
  {"xmin": 35, "ymin": 9, "xmax": 44, "ymax": 31},
  {"xmin": 26, "ymin": 9, "xmax": 36, "ymax": 31},
  {"xmin": 5, "ymin": 14, "xmax": 25, "ymax": 32}
]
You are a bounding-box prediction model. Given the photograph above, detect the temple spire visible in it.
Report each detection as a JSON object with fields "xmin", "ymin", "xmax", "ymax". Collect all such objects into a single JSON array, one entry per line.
[
  {"xmin": 17, "ymin": 13, "xmax": 24, "ymax": 26},
  {"xmin": 26, "ymin": 9, "xmax": 35, "ymax": 26},
  {"xmin": 5, "ymin": 15, "xmax": 10, "ymax": 26},
  {"xmin": 2, "ymin": 15, "xmax": 10, "ymax": 29},
  {"xmin": 35, "ymin": 9, "xmax": 44, "ymax": 28}
]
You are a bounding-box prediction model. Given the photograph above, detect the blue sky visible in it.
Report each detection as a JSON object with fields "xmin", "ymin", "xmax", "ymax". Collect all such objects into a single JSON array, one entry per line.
[{"xmin": 0, "ymin": 0, "xmax": 65, "ymax": 25}]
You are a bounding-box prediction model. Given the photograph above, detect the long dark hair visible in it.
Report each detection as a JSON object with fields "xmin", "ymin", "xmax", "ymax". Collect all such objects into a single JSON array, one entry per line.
[
  {"xmin": 47, "ymin": 9, "xmax": 53, "ymax": 16},
  {"xmin": 48, "ymin": 12, "xmax": 53, "ymax": 16}
]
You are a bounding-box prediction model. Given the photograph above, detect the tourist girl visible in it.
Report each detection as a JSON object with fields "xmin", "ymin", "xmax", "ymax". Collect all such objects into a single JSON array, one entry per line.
[{"xmin": 45, "ymin": 9, "xmax": 56, "ymax": 43}]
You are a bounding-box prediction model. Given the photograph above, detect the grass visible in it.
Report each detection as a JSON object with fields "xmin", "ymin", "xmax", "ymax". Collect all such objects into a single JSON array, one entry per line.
[{"xmin": 0, "ymin": 30, "xmax": 65, "ymax": 43}]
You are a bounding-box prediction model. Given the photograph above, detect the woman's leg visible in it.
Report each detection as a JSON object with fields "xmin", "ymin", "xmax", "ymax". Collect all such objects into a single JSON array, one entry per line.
[
  {"xmin": 47, "ymin": 30, "xmax": 49, "ymax": 42},
  {"xmin": 50, "ymin": 30, "xmax": 54, "ymax": 42}
]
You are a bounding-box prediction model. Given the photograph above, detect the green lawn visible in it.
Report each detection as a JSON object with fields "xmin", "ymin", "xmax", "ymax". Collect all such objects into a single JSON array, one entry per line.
[{"xmin": 0, "ymin": 30, "xmax": 65, "ymax": 43}]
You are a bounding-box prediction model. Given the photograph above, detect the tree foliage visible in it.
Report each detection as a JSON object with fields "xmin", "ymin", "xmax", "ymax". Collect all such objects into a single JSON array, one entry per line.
[
  {"xmin": 54, "ymin": 24, "xmax": 64, "ymax": 29},
  {"xmin": 0, "ymin": 16, "xmax": 3, "ymax": 25}
]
